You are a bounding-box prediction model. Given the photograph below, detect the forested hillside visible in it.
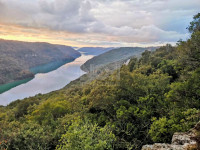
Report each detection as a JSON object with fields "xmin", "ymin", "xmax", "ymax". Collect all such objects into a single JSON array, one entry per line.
[
  {"xmin": 0, "ymin": 40, "xmax": 80, "ymax": 85},
  {"xmin": 81, "ymin": 47, "xmax": 157, "ymax": 72},
  {"xmin": 0, "ymin": 13, "xmax": 199, "ymax": 150}
]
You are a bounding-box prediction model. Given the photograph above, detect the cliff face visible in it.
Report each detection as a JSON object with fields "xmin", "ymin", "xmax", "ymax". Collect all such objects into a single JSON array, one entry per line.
[{"xmin": 142, "ymin": 122, "xmax": 200, "ymax": 150}]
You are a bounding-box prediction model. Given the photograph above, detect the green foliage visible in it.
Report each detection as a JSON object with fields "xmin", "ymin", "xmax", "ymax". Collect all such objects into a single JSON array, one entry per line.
[
  {"xmin": 188, "ymin": 13, "xmax": 200, "ymax": 33},
  {"xmin": 6, "ymin": 123, "xmax": 53, "ymax": 150},
  {"xmin": 165, "ymin": 68, "xmax": 200, "ymax": 108},
  {"xmin": 28, "ymin": 100, "xmax": 70, "ymax": 125},
  {"xmin": 149, "ymin": 108, "xmax": 200, "ymax": 143},
  {"xmin": 177, "ymin": 31, "xmax": 200, "ymax": 70},
  {"xmin": 128, "ymin": 57, "xmax": 138, "ymax": 72},
  {"xmin": 158, "ymin": 60, "xmax": 179, "ymax": 81},
  {"xmin": 14, "ymin": 98, "xmax": 40, "ymax": 119},
  {"xmin": 56, "ymin": 119, "xmax": 116, "ymax": 150}
]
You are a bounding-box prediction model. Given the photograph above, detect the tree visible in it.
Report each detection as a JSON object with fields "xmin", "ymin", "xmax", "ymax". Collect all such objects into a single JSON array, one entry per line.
[
  {"xmin": 0, "ymin": 122, "xmax": 54, "ymax": 150},
  {"xmin": 188, "ymin": 13, "xmax": 200, "ymax": 33},
  {"xmin": 56, "ymin": 119, "xmax": 116, "ymax": 150},
  {"xmin": 149, "ymin": 108, "xmax": 200, "ymax": 143},
  {"xmin": 28, "ymin": 100, "xmax": 70, "ymax": 125}
]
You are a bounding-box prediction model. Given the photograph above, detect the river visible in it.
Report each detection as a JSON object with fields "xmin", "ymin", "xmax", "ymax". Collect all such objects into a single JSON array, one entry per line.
[{"xmin": 0, "ymin": 53, "xmax": 93, "ymax": 106}]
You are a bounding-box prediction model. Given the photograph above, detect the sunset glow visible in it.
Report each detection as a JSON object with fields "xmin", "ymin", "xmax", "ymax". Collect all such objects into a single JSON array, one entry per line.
[{"xmin": 0, "ymin": 0, "xmax": 199, "ymax": 47}]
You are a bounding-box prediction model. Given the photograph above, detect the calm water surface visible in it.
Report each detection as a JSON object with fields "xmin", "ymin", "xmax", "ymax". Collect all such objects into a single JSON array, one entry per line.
[{"xmin": 0, "ymin": 54, "xmax": 93, "ymax": 106}]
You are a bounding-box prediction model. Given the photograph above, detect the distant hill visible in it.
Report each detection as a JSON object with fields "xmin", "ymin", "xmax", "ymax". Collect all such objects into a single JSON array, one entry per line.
[
  {"xmin": 0, "ymin": 39, "xmax": 81, "ymax": 85},
  {"xmin": 78, "ymin": 47, "xmax": 115, "ymax": 55},
  {"xmin": 81, "ymin": 47, "xmax": 157, "ymax": 72}
]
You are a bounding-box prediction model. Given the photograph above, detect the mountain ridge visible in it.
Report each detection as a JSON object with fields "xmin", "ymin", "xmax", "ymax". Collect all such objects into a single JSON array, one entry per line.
[{"xmin": 81, "ymin": 47, "xmax": 158, "ymax": 72}]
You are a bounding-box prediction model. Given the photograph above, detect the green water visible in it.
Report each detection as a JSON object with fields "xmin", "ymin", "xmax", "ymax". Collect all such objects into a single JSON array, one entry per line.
[
  {"xmin": 0, "ymin": 78, "xmax": 33, "ymax": 94},
  {"xmin": 0, "ymin": 58, "xmax": 75, "ymax": 94},
  {"xmin": 30, "ymin": 59, "xmax": 74, "ymax": 74}
]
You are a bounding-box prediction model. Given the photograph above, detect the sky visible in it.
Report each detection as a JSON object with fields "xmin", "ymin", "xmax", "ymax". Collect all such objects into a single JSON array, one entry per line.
[{"xmin": 0, "ymin": 0, "xmax": 199, "ymax": 47}]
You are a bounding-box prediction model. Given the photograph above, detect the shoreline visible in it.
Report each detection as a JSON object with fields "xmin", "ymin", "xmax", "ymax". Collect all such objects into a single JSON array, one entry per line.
[{"xmin": 0, "ymin": 57, "xmax": 78, "ymax": 94}]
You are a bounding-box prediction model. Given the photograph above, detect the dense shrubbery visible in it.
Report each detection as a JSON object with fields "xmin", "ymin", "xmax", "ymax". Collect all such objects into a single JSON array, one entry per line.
[
  {"xmin": 0, "ymin": 13, "xmax": 199, "ymax": 150},
  {"xmin": 57, "ymin": 118, "xmax": 116, "ymax": 150}
]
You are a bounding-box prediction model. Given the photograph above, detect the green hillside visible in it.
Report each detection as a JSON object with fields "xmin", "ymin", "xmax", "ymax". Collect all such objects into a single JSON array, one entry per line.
[
  {"xmin": 0, "ymin": 13, "xmax": 199, "ymax": 150},
  {"xmin": 81, "ymin": 47, "xmax": 157, "ymax": 72}
]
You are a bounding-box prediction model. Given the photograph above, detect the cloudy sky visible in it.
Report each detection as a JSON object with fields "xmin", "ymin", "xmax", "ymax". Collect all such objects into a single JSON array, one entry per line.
[{"xmin": 0, "ymin": 0, "xmax": 199, "ymax": 47}]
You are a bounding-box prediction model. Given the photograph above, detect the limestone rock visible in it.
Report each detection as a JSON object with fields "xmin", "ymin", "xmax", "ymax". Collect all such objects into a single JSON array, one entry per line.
[
  {"xmin": 142, "ymin": 122, "xmax": 200, "ymax": 150},
  {"xmin": 142, "ymin": 143, "xmax": 183, "ymax": 150},
  {"xmin": 172, "ymin": 132, "xmax": 195, "ymax": 145}
]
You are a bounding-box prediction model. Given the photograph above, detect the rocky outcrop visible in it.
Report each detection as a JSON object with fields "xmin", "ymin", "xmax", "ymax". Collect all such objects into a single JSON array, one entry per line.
[
  {"xmin": 142, "ymin": 144, "xmax": 184, "ymax": 150},
  {"xmin": 142, "ymin": 122, "xmax": 200, "ymax": 150}
]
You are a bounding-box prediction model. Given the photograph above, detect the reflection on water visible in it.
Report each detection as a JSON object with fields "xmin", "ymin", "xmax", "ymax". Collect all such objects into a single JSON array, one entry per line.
[{"xmin": 0, "ymin": 54, "xmax": 94, "ymax": 106}]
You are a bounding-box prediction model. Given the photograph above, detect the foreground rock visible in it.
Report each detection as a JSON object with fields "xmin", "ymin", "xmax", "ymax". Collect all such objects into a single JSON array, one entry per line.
[{"xmin": 142, "ymin": 122, "xmax": 200, "ymax": 150}]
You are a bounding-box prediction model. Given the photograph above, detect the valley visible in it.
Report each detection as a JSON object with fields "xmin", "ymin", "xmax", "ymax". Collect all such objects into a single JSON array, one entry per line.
[
  {"xmin": 0, "ymin": 39, "xmax": 81, "ymax": 94},
  {"xmin": 0, "ymin": 0, "xmax": 199, "ymax": 149},
  {"xmin": 0, "ymin": 53, "xmax": 94, "ymax": 105}
]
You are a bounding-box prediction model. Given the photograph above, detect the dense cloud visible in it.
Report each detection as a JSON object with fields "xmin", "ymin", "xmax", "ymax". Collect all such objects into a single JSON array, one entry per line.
[{"xmin": 0, "ymin": 0, "xmax": 199, "ymax": 46}]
